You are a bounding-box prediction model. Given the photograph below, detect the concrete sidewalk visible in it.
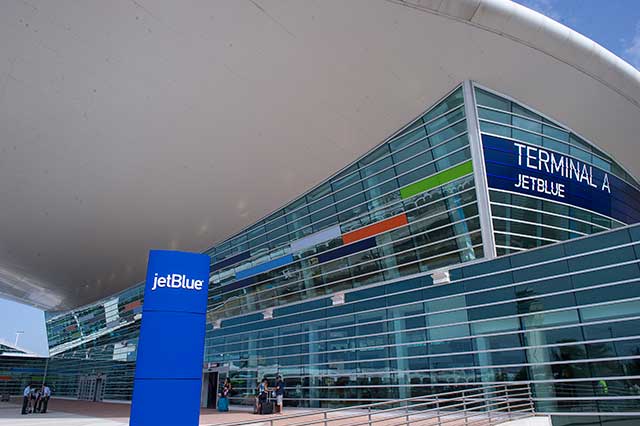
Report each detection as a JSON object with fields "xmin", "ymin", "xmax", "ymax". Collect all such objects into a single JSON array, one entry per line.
[
  {"xmin": 0, "ymin": 399, "xmax": 542, "ymax": 426},
  {"xmin": 0, "ymin": 399, "xmax": 314, "ymax": 425},
  {"xmin": 0, "ymin": 401, "xmax": 126, "ymax": 425}
]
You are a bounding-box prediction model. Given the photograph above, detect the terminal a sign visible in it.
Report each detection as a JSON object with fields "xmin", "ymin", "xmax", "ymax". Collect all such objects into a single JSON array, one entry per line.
[
  {"xmin": 130, "ymin": 250, "xmax": 210, "ymax": 426},
  {"xmin": 511, "ymin": 141, "xmax": 610, "ymax": 198},
  {"xmin": 482, "ymin": 134, "xmax": 640, "ymax": 224}
]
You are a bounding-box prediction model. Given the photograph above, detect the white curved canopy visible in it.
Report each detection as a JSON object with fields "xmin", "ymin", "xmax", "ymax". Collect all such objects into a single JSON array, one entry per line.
[{"xmin": 1, "ymin": 0, "xmax": 639, "ymax": 310}]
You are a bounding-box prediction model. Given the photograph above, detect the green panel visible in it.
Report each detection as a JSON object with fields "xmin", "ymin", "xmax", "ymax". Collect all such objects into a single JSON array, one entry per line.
[{"xmin": 400, "ymin": 160, "xmax": 473, "ymax": 199}]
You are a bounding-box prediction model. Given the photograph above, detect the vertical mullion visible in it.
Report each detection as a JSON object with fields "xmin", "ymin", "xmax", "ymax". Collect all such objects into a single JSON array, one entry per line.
[{"xmin": 463, "ymin": 80, "xmax": 496, "ymax": 259}]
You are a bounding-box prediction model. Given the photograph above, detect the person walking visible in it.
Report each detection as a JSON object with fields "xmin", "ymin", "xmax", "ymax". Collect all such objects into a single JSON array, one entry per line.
[
  {"xmin": 21, "ymin": 384, "xmax": 31, "ymax": 415},
  {"xmin": 275, "ymin": 375, "xmax": 285, "ymax": 414}
]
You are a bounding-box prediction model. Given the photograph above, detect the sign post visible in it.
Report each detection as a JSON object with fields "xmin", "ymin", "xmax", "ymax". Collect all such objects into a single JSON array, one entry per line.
[{"xmin": 130, "ymin": 250, "xmax": 210, "ymax": 426}]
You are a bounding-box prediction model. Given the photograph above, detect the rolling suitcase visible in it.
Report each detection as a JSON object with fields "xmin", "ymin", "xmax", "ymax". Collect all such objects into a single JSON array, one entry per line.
[
  {"xmin": 217, "ymin": 396, "xmax": 229, "ymax": 412},
  {"xmin": 261, "ymin": 400, "xmax": 273, "ymax": 415}
]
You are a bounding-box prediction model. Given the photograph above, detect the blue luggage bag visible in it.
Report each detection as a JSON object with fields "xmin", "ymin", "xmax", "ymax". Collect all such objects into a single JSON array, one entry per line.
[{"xmin": 218, "ymin": 396, "xmax": 229, "ymax": 412}]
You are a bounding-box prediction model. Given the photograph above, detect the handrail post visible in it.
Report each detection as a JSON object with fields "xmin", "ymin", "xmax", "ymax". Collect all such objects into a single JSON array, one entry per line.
[
  {"xmin": 505, "ymin": 384, "xmax": 511, "ymax": 420},
  {"xmin": 435, "ymin": 395, "xmax": 441, "ymax": 426},
  {"xmin": 462, "ymin": 390, "xmax": 468, "ymax": 426},
  {"xmin": 405, "ymin": 400, "xmax": 409, "ymax": 426},
  {"xmin": 324, "ymin": 410, "xmax": 328, "ymax": 426},
  {"xmin": 486, "ymin": 387, "xmax": 492, "ymax": 424},
  {"xmin": 368, "ymin": 406, "xmax": 372, "ymax": 426},
  {"xmin": 528, "ymin": 382, "xmax": 535, "ymax": 413}
]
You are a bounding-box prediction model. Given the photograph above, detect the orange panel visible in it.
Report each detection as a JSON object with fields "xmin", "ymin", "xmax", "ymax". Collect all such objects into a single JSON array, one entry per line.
[
  {"xmin": 342, "ymin": 213, "xmax": 408, "ymax": 245},
  {"xmin": 122, "ymin": 300, "xmax": 142, "ymax": 312}
]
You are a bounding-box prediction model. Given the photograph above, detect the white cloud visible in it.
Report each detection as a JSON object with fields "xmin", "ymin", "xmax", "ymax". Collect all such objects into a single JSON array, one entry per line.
[{"xmin": 622, "ymin": 22, "xmax": 640, "ymax": 69}]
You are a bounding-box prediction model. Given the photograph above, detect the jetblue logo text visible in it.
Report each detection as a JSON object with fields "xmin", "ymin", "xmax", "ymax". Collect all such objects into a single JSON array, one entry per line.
[{"xmin": 151, "ymin": 273, "xmax": 204, "ymax": 291}]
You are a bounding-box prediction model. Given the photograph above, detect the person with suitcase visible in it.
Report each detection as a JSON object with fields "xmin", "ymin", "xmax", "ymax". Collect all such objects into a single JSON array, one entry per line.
[
  {"xmin": 217, "ymin": 378, "xmax": 231, "ymax": 412},
  {"xmin": 257, "ymin": 378, "xmax": 271, "ymax": 415}
]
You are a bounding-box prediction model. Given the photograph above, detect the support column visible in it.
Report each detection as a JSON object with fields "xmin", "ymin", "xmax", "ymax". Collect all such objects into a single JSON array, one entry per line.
[{"xmin": 462, "ymin": 80, "xmax": 497, "ymax": 259}]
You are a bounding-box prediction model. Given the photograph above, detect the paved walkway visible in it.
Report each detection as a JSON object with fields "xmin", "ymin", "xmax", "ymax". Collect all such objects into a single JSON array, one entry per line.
[
  {"xmin": 0, "ymin": 398, "xmax": 529, "ymax": 426},
  {"xmin": 0, "ymin": 399, "xmax": 323, "ymax": 426},
  {"xmin": 0, "ymin": 401, "xmax": 126, "ymax": 425}
]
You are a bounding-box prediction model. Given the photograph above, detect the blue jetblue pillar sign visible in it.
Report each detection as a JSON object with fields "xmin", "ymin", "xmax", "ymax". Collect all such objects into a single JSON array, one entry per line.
[{"xmin": 130, "ymin": 250, "xmax": 210, "ymax": 426}]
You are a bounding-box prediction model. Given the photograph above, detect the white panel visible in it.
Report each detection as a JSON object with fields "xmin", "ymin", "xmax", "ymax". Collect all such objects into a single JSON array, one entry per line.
[
  {"xmin": 103, "ymin": 297, "xmax": 120, "ymax": 326},
  {"xmin": 290, "ymin": 225, "xmax": 342, "ymax": 253}
]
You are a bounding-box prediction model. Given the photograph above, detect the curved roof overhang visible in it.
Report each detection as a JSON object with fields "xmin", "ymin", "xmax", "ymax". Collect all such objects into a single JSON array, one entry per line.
[{"xmin": 0, "ymin": 0, "xmax": 638, "ymax": 310}]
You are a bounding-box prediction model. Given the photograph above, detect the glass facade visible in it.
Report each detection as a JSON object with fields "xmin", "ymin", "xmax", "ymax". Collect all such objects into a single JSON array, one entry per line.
[
  {"xmin": 210, "ymin": 225, "xmax": 640, "ymax": 423},
  {"xmin": 1, "ymin": 81, "xmax": 638, "ymax": 426},
  {"xmin": 206, "ymin": 85, "xmax": 482, "ymax": 321},
  {"xmin": 36, "ymin": 285, "xmax": 143, "ymax": 401},
  {"xmin": 0, "ymin": 355, "xmax": 46, "ymax": 396}
]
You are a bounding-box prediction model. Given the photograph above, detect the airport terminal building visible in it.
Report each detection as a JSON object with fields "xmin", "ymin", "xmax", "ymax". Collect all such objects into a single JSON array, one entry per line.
[
  {"xmin": 0, "ymin": 81, "xmax": 637, "ymax": 426},
  {"xmin": 1, "ymin": 2, "xmax": 640, "ymax": 426}
]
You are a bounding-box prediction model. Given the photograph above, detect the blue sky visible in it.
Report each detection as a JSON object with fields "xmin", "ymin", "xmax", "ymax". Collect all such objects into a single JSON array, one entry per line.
[
  {"xmin": 0, "ymin": 298, "xmax": 47, "ymax": 355},
  {"xmin": 1, "ymin": 0, "xmax": 639, "ymax": 357},
  {"xmin": 514, "ymin": 0, "xmax": 640, "ymax": 69}
]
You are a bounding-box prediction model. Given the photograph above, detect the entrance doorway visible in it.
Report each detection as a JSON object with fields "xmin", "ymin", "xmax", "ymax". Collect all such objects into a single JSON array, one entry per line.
[
  {"xmin": 77, "ymin": 374, "xmax": 107, "ymax": 402},
  {"xmin": 94, "ymin": 376, "xmax": 104, "ymax": 402},
  {"xmin": 201, "ymin": 372, "xmax": 218, "ymax": 409}
]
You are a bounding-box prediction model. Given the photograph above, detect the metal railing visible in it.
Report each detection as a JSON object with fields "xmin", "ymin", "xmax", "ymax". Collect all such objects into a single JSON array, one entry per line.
[{"xmin": 212, "ymin": 383, "xmax": 536, "ymax": 426}]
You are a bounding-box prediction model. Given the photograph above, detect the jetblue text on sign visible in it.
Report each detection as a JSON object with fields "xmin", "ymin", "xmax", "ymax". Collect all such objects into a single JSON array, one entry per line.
[
  {"xmin": 130, "ymin": 250, "xmax": 210, "ymax": 426},
  {"xmin": 482, "ymin": 134, "xmax": 640, "ymax": 224}
]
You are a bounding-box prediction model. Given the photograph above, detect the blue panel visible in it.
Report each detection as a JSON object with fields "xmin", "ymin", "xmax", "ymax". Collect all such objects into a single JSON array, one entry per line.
[
  {"xmin": 317, "ymin": 237, "xmax": 377, "ymax": 264},
  {"xmin": 210, "ymin": 250, "xmax": 251, "ymax": 272},
  {"xmin": 221, "ymin": 313, "xmax": 264, "ymax": 327},
  {"xmin": 222, "ymin": 276, "xmax": 255, "ymax": 292},
  {"xmin": 273, "ymin": 298, "xmax": 331, "ymax": 317},
  {"xmin": 134, "ymin": 311, "xmax": 206, "ymax": 380},
  {"xmin": 130, "ymin": 379, "xmax": 201, "ymax": 426},
  {"xmin": 235, "ymin": 254, "xmax": 294, "ymax": 280},
  {"xmin": 482, "ymin": 134, "xmax": 640, "ymax": 224},
  {"xmin": 130, "ymin": 250, "xmax": 209, "ymax": 426},
  {"xmin": 141, "ymin": 250, "xmax": 210, "ymax": 315}
]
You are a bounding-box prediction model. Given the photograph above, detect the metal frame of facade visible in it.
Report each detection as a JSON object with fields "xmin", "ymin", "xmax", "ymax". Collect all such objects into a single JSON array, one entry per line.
[{"xmin": 463, "ymin": 80, "xmax": 496, "ymax": 260}]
